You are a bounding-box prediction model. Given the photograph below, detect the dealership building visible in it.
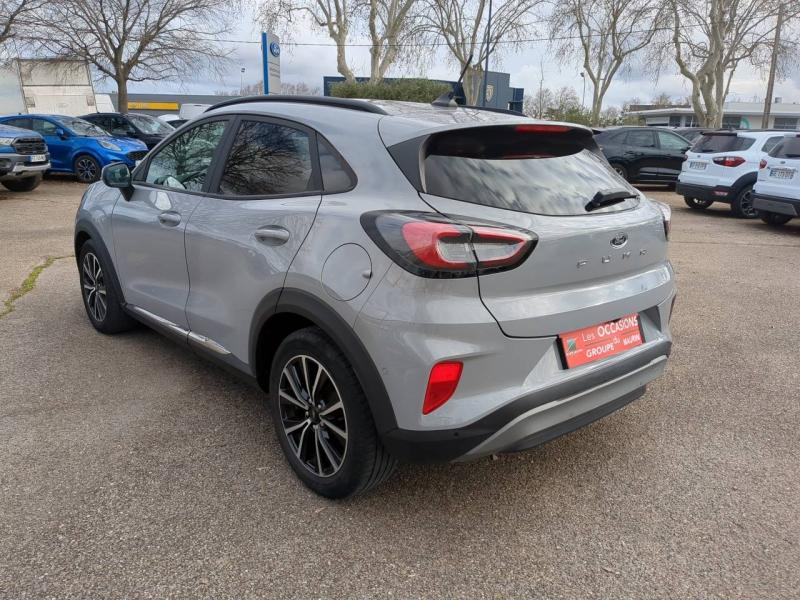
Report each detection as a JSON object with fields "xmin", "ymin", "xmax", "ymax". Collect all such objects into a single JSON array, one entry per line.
[{"xmin": 627, "ymin": 101, "xmax": 800, "ymax": 130}]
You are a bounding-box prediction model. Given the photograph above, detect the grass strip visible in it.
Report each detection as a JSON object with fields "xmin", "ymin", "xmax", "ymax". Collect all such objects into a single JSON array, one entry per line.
[{"xmin": 0, "ymin": 255, "xmax": 73, "ymax": 319}]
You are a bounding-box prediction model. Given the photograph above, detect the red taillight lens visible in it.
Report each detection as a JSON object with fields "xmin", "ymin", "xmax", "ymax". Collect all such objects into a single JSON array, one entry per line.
[
  {"xmin": 515, "ymin": 124, "xmax": 572, "ymax": 134},
  {"xmin": 363, "ymin": 212, "xmax": 536, "ymax": 278},
  {"xmin": 759, "ymin": 159, "xmax": 768, "ymax": 169},
  {"xmin": 422, "ymin": 361, "xmax": 463, "ymax": 415},
  {"xmin": 713, "ymin": 156, "xmax": 746, "ymax": 167}
]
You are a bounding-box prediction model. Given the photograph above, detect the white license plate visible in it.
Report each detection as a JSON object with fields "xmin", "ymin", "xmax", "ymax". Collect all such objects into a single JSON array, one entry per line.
[
  {"xmin": 769, "ymin": 168, "xmax": 795, "ymax": 180},
  {"xmin": 28, "ymin": 154, "xmax": 46, "ymax": 163},
  {"xmin": 689, "ymin": 161, "xmax": 707, "ymax": 170}
]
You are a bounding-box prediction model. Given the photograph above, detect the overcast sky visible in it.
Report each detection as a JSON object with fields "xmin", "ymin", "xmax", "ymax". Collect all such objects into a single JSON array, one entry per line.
[{"xmin": 110, "ymin": 7, "xmax": 800, "ymax": 108}]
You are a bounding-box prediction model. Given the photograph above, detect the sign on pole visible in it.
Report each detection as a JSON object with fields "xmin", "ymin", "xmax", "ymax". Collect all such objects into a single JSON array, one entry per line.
[{"xmin": 261, "ymin": 32, "xmax": 281, "ymax": 95}]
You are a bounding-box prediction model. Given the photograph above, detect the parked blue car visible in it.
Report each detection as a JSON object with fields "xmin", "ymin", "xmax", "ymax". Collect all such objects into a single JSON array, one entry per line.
[{"xmin": 0, "ymin": 114, "xmax": 148, "ymax": 183}]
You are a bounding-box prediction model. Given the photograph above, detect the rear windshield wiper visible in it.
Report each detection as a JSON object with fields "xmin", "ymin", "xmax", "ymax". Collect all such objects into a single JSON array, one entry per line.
[{"xmin": 585, "ymin": 189, "xmax": 638, "ymax": 212}]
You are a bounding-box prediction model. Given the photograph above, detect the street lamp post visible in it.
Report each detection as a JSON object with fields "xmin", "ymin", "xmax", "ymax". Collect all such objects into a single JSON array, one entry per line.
[
  {"xmin": 580, "ymin": 72, "xmax": 586, "ymax": 109},
  {"xmin": 240, "ymin": 67, "xmax": 246, "ymax": 96}
]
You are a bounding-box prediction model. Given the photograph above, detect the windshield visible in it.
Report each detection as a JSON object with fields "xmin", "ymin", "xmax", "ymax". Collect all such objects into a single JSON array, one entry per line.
[
  {"xmin": 54, "ymin": 116, "xmax": 108, "ymax": 137},
  {"xmin": 691, "ymin": 134, "xmax": 754, "ymax": 153},
  {"xmin": 128, "ymin": 114, "xmax": 174, "ymax": 135},
  {"xmin": 420, "ymin": 126, "xmax": 640, "ymax": 216}
]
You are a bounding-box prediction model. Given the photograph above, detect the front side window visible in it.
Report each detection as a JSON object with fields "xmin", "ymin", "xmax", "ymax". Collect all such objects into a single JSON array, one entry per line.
[
  {"xmin": 657, "ymin": 131, "xmax": 689, "ymax": 150},
  {"xmin": 144, "ymin": 120, "xmax": 227, "ymax": 192},
  {"xmin": 30, "ymin": 119, "xmax": 58, "ymax": 136},
  {"xmin": 218, "ymin": 120, "xmax": 316, "ymax": 196},
  {"xmin": 626, "ymin": 130, "xmax": 656, "ymax": 148}
]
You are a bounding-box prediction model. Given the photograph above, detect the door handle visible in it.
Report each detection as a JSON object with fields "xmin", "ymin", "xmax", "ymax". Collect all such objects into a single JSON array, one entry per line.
[
  {"xmin": 254, "ymin": 226, "xmax": 290, "ymax": 245},
  {"xmin": 158, "ymin": 211, "xmax": 181, "ymax": 226}
]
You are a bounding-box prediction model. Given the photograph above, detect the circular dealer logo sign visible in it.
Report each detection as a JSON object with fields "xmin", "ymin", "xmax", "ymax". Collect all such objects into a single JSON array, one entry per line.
[{"xmin": 270, "ymin": 42, "xmax": 280, "ymax": 57}]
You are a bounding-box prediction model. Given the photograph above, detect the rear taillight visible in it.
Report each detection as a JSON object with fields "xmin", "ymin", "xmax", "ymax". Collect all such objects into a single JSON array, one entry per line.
[
  {"xmin": 362, "ymin": 212, "xmax": 536, "ymax": 278},
  {"xmin": 713, "ymin": 156, "xmax": 746, "ymax": 167},
  {"xmin": 423, "ymin": 361, "xmax": 463, "ymax": 414},
  {"xmin": 759, "ymin": 159, "xmax": 768, "ymax": 169},
  {"xmin": 654, "ymin": 201, "xmax": 671, "ymax": 240}
]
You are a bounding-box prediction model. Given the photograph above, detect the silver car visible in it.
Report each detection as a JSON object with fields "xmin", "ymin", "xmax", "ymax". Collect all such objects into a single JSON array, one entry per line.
[{"xmin": 74, "ymin": 97, "xmax": 676, "ymax": 498}]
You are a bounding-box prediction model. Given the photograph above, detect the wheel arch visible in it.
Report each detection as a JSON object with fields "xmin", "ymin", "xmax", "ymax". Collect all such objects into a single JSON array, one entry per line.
[
  {"xmin": 74, "ymin": 220, "xmax": 126, "ymax": 304},
  {"xmin": 250, "ymin": 288, "xmax": 398, "ymax": 434},
  {"xmin": 730, "ymin": 171, "xmax": 758, "ymax": 197}
]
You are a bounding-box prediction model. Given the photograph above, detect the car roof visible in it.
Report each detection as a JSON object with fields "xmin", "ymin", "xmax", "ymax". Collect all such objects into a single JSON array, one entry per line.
[{"xmin": 205, "ymin": 96, "xmax": 590, "ymax": 146}]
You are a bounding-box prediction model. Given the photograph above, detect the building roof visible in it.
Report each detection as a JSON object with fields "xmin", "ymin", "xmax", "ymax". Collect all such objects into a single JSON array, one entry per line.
[{"xmin": 627, "ymin": 101, "xmax": 800, "ymax": 117}]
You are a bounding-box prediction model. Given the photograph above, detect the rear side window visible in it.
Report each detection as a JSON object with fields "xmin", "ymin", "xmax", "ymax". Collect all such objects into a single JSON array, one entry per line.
[
  {"xmin": 30, "ymin": 119, "xmax": 58, "ymax": 136},
  {"xmin": 420, "ymin": 126, "xmax": 640, "ymax": 216},
  {"xmin": 762, "ymin": 136, "xmax": 783, "ymax": 153},
  {"xmin": 691, "ymin": 134, "xmax": 755, "ymax": 153},
  {"xmin": 144, "ymin": 120, "xmax": 227, "ymax": 192},
  {"xmin": 625, "ymin": 130, "xmax": 656, "ymax": 148},
  {"xmin": 4, "ymin": 118, "xmax": 32, "ymax": 130},
  {"xmin": 771, "ymin": 137, "xmax": 800, "ymax": 158},
  {"xmin": 318, "ymin": 138, "xmax": 355, "ymax": 193},
  {"xmin": 218, "ymin": 120, "xmax": 316, "ymax": 196}
]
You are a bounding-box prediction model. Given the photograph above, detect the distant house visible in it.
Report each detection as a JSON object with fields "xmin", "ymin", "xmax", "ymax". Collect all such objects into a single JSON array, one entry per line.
[{"xmin": 626, "ymin": 101, "xmax": 800, "ymax": 130}]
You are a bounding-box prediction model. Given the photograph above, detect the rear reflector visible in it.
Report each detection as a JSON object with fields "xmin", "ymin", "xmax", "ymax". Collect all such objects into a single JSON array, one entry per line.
[{"xmin": 422, "ymin": 361, "xmax": 463, "ymax": 415}]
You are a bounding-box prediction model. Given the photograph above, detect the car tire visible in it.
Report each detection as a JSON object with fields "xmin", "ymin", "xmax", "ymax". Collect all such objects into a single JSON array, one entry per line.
[
  {"xmin": 610, "ymin": 163, "xmax": 628, "ymax": 181},
  {"xmin": 269, "ymin": 326, "xmax": 397, "ymax": 498},
  {"xmin": 1, "ymin": 174, "xmax": 42, "ymax": 192},
  {"xmin": 78, "ymin": 240, "xmax": 137, "ymax": 334},
  {"xmin": 684, "ymin": 196, "xmax": 714, "ymax": 210},
  {"xmin": 731, "ymin": 185, "xmax": 758, "ymax": 219},
  {"xmin": 759, "ymin": 212, "xmax": 792, "ymax": 227},
  {"xmin": 74, "ymin": 155, "xmax": 101, "ymax": 184}
]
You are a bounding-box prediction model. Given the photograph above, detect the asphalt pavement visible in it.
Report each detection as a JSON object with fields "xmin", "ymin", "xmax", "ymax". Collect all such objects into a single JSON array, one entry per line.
[{"xmin": 1, "ymin": 179, "xmax": 798, "ymax": 598}]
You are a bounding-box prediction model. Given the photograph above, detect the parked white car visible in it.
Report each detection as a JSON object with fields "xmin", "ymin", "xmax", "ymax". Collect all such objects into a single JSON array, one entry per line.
[
  {"xmin": 753, "ymin": 134, "xmax": 800, "ymax": 227},
  {"xmin": 676, "ymin": 130, "xmax": 786, "ymax": 218}
]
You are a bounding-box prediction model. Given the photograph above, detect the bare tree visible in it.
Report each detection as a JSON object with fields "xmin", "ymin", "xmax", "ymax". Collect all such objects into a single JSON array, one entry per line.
[
  {"xmin": 0, "ymin": 0, "xmax": 42, "ymax": 49},
  {"xmin": 32, "ymin": 0, "xmax": 233, "ymax": 113},
  {"xmin": 669, "ymin": 0, "xmax": 800, "ymax": 127},
  {"xmin": 366, "ymin": 0, "xmax": 426, "ymax": 82},
  {"xmin": 421, "ymin": 0, "xmax": 544, "ymax": 105},
  {"xmin": 260, "ymin": 0, "xmax": 359, "ymax": 82},
  {"xmin": 549, "ymin": 0, "xmax": 666, "ymax": 126}
]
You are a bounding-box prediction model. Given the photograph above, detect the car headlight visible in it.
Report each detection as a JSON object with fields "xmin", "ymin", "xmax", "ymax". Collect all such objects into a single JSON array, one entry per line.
[
  {"xmin": 99, "ymin": 140, "xmax": 121, "ymax": 152},
  {"xmin": 0, "ymin": 137, "xmax": 15, "ymax": 146}
]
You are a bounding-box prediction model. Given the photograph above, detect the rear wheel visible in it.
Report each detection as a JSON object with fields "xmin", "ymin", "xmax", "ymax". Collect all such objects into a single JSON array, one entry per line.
[
  {"xmin": 759, "ymin": 212, "xmax": 792, "ymax": 227},
  {"xmin": 74, "ymin": 155, "xmax": 101, "ymax": 183},
  {"xmin": 684, "ymin": 196, "xmax": 714, "ymax": 210},
  {"xmin": 269, "ymin": 327, "xmax": 397, "ymax": 498},
  {"xmin": 1, "ymin": 174, "xmax": 42, "ymax": 192},
  {"xmin": 78, "ymin": 240, "xmax": 136, "ymax": 333},
  {"xmin": 731, "ymin": 185, "xmax": 758, "ymax": 219}
]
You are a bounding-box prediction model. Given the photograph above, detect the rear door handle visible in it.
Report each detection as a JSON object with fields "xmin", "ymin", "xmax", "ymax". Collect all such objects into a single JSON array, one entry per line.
[
  {"xmin": 254, "ymin": 226, "xmax": 290, "ymax": 245},
  {"xmin": 158, "ymin": 211, "xmax": 181, "ymax": 226}
]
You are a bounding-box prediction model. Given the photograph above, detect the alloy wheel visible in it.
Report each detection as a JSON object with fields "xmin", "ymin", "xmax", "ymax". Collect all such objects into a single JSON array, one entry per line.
[
  {"xmin": 76, "ymin": 158, "xmax": 98, "ymax": 183},
  {"xmin": 278, "ymin": 355, "xmax": 348, "ymax": 478},
  {"xmin": 739, "ymin": 190, "xmax": 757, "ymax": 218},
  {"xmin": 82, "ymin": 252, "xmax": 107, "ymax": 323}
]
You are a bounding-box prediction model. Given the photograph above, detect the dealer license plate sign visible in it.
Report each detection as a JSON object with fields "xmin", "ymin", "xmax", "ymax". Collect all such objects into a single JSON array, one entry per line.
[{"xmin": 559, "ymin": 314, "xmax": 644, "ymax": 369}]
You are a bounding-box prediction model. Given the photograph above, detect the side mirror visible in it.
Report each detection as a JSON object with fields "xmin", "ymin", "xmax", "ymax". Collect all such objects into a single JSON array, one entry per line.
[
  {"xmin": 101, "ymin": 162, "xmax": 133, "ymax": 199},
  {"xmin": 56, "ymin": 128, "xmax": 69, "ymax": 140}
]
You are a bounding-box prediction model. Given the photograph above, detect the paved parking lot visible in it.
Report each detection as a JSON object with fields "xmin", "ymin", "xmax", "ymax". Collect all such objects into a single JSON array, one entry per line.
[{"xmin": 1, "ymin": 179, "xmax": 798, "ymax": 598}]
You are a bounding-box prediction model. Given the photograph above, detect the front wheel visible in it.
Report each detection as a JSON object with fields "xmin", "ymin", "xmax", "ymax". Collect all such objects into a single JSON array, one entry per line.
[
  {"xmin": 74, "ymin": 155, "xmax": 101, "ymax": 183},
  {"xmin": 1, "ymin": 174, "xmax": 42, "ymax": 192},
  {"xmin": 759, "ymin": 212, "xmax": 792, "ymax": 227},
  {"xmin": 731, "ymin": 185, "xmax": 758, "ymax": 219},
  {"xmin": 78, "ymin": 240, "xmax": 136, "ymax": 334},
  {"xmin": 684, "ymin": 196, "xmax": 714, "ymax": 210},
  {"xmin": 269, "ymin": 327, "xmax": 397, "ymax": 498}
]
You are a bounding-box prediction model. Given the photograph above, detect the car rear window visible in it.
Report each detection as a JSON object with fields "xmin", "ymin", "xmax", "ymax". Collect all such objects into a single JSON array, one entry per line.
[
  {"xmin": 419, "ymin": 125, "xmax": 640, "ymax": 216},
  {"xmin": 770, "ymin": 137, "xmax": 800, "ymax": 158},
  {"xmin": 691, "ymin": 134, "xmax": 755, "ymax": 153}
]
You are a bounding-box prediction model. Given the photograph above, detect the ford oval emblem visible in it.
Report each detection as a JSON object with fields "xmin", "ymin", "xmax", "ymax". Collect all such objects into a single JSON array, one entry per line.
[
  {"xmin": 610, "ymin": 233, "xmax": 628, "ymax": 248},
  {"xmin": 270, "ymin": 42, "xmax": 281, "ymax": 57}
]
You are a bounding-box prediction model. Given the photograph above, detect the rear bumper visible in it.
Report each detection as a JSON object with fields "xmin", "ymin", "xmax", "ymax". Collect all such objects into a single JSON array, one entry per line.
[
  {"xmin": 753, "ymin": 193, "xmax": 800, "ymax": 217},
  {"xmin": 381, "ymin": 338, "xmax": 671, "ymax": 462},
  {"xmin": 676, "ymin": 182, "xmax": 733, "ymax": 203}
]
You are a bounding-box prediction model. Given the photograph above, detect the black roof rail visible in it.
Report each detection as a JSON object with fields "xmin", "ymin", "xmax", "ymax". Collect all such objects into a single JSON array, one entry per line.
[{"xmin": 205, "ymin": 95, "xmax": 389, "ymax": 115}]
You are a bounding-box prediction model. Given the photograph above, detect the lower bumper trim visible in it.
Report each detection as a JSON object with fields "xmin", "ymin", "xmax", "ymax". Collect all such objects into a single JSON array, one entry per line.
[
  {"xmin": 676, "ymin": 182, "xmax": 732, "ymax": 203},
  {"xmin": 753, "ymin": 194, "xmax": 799, "ymax": 217}
]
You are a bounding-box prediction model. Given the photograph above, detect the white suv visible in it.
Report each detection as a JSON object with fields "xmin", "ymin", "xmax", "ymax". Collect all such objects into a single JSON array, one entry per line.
[
  {"xmin": 676, "ymin": 130, "xmax": 786, "ymax": 218},
  {"xmin": 753, "ymin": 134, "xmax": 800, "ymax": 227}
]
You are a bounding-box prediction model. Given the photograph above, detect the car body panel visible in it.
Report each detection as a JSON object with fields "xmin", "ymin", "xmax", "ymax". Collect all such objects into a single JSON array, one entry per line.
[{"xmin": 595, "ymin": 127, "xmax": 691, "ymax": 182}]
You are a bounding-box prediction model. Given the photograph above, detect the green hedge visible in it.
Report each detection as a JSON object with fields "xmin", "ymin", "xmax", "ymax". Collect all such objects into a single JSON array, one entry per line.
[{"xmin": 329, "ymin": 79, "xmax": 451, "ymax": 103}]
